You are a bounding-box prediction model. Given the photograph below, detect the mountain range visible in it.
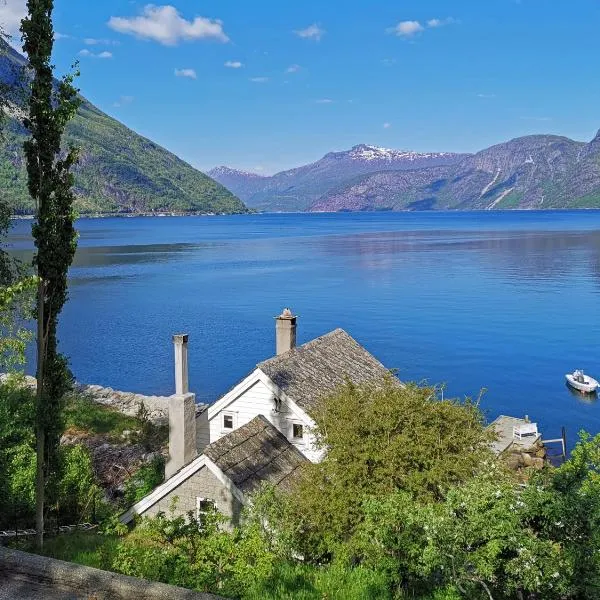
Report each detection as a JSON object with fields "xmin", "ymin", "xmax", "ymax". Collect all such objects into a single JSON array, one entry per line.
[
  {"xmin": 210, "ymin": 134, "xmax": 600, "ymax": 212},
  {"xmin": 209, "ymin": 145, "xmax": 468, "ymax": 212},
  {"xmin": 0, "ymin": 39, "xmax": 247, "ymax": 215}
]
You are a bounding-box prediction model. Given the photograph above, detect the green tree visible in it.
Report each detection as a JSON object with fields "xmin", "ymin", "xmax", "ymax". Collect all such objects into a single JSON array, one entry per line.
[
  {"xmin": 521, "ymin": 432, "xmax": 600, "ymax": 598},
  {"xmin": 20, "ymin": 0, "xmax": 81, "ymax": 548},
  {"xmin": 270, "ymin": 379, "xmax": 494, "ymax": 560}
]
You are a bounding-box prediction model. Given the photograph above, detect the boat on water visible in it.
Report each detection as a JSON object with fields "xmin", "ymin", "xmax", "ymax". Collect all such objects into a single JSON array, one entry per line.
[{"xmin": 565, "ymin": 370, "xmax": 599, "ymax": 394}]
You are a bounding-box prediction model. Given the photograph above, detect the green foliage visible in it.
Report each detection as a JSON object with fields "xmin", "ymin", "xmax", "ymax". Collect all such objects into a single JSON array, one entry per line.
[
  {"xmin": 58, "ymin": 444, "xmax": 103, "ymax": 524},
  {"xmin": 14, "ymin": 531, "xmax": 120, "ymax": 571},
  {"xmin": 63, "ymin": 394, "xmax": 141, "ymax": 437},
  {"xmin": 244, "ymin": 562, "xmax": 392, "ymax": 600},
  {"xmin": 111, "ymin": 505, "xmax": 276, "ymax": 598},
  {"xmin": 268, "ymin": 380, "xmax": 493, "ymax": 560},
  {"xmin": 21, "ymin": 0, "xmax": 81, "ymax": 544},
  {"xmin": 0, "ymin": 381, "xmax": 104, "ymax": 529},
  {"xmin": 123, "ymin": 455, "xmax": 165, "ymax": 506},
  {"xmin": 0, "ymin": 276, "xmax": 36, "ymax": 370}
]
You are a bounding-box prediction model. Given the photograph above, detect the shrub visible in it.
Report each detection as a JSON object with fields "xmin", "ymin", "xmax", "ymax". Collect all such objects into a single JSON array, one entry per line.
[{"xmin": 123, "ymin": 455, "xmax": 165, "ymax": 506}]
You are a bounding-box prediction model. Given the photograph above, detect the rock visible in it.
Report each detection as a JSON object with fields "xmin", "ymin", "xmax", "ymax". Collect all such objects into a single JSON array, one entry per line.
[
  {"xmin": 521, "ymin": 452, "xmax": 533, "ymax": 467},
  {"xmin": 505, "ymin": 453, "xmax": 522, "ymax": 470},
  {"xmin": 532, "ymin": 457, "xmax": 545, "ymax": 470},
  {"xmin": 535, "ymin": 447, "xmax": 547, "ymax": 459}
]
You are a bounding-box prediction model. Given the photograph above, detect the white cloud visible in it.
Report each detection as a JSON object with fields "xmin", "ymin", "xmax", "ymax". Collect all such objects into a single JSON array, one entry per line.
[
  {"xmin": 113, "ymin": 95, "xmax": 134, "ymax": 108},
  {"xmin": 382, "ymin": 58, "xmax": 396, "ymax": 66},
  {"xmin": 286, "ymin": 64, "xmax": 301, "ymax": 73},
  {"xmin": 295, "ymin": 23, "xmax": 325, "ymax": 41},
  {"xmin": 224, "ymin": 60, "xmax": 243, "ymax": 68},
  {"xmin": 250, "ymin": 76, "xmax": 269, "ymax": 83},
  {"xmin": 108, "ymin": 5, "xmax": 229, "ymax": 46},
  {"xmin": 477, "ymin": 93, "xmax": 496, "ymax": 99},
  {"xmin": 84, "ymin": 37, "xmax": 119, "ymax": 46},
  {"xmin": 79, "ymin": 49, "xmax": 113, "ymax": 59},
  {"xmin": 427, "ymin": 18, "xmax": 457, "ymax": 28},
  {"xmin": 316, "ymin": 98, "xmax": 334, "ymax": 104},
  {"xmin": 383, "ymin": 122, "xmax": 392, "ymax": 129},
  {"xmin": 0, "ymin": 0, "xmax": 26, "ymax": 36},
  {"xmin": 391, "ymin": 20, "xmax": 424, "ymax": 37},
  {"xmin": 175, "ymin": 68, "xmax": 197, "ymax": 79},
  {"xmin": 54, "ymin": 32, "xmax": 71, "ymax": 41}
]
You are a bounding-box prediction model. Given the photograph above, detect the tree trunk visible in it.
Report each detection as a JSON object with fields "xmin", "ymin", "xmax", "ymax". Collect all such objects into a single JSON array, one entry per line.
[{"xmin": 35, "ymin": 278, "xmax": 45, "ymax": 550}]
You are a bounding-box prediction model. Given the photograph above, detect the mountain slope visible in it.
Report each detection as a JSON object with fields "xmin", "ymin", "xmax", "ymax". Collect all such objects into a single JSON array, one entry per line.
[
  {"xmin": 209, "ymin": 145, "xmax": 469, "ymax": 212},
  {"xmin": 0, "ymin": 40, "xmax": 247, "ymax": 215},
  {"xmin": 312, "ymin": 134, "xmax": 600, "ymax": 211},
  {"xmin": 206, "ymin": 166, "xmax": 268, "ymax": 202}
]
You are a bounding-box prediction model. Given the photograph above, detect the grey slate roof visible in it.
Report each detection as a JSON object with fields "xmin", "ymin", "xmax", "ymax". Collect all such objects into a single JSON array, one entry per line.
[
  {"xmin": 257, "ymin": 328, "xmax": 392, "ymax": 412},
  {"xmin": 204, "ymin": 415, "xmax": 308, "ymax": 495}
]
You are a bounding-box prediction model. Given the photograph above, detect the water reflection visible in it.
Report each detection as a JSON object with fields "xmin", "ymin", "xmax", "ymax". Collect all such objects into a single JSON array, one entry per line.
[
  {"xmin": 565, "ymin": 382, "xmax": 598, "ymax": 405},
  {"xmin": 315, "ymin": 229, "xmax": 600, "ymax": 284}
]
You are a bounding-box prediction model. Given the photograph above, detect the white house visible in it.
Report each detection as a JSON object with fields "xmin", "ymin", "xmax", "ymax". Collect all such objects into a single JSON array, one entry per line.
[
  {"xmin": 122, "ymin": 309, "xmax": 393, "ymax": 524},
  {"xmin": 205, "ymin": 309, "xmax": 392, "ymax": 463}
]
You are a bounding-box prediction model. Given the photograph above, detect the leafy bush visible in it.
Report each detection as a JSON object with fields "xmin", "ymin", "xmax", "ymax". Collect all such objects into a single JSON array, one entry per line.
[
  {"xmin": 0, "ymin": 381, "xmax": 106, "ymax": 528},
  {"xmin": 111, "ymin": 505, "xmax": 276, "ymax": 598},
  {"xmin": 123, "ymin": 455, "xmax": 165, "ymax": 506}
]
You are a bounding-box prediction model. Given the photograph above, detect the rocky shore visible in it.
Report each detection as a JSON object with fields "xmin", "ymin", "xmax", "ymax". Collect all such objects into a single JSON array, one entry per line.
[{"xmin": 0, "ymin": 374, "xmax": 171, "ymax": 424}]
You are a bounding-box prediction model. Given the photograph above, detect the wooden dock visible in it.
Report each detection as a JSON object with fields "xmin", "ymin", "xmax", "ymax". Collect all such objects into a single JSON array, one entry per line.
[{"xmin": 489, "ymin": 415, "xmax": 541, "ymax": 456}]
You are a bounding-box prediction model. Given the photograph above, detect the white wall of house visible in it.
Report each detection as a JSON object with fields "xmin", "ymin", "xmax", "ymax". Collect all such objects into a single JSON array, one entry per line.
[{"xmin": 207, "ymin": 372, "xmax": 322, "ymax": 463}]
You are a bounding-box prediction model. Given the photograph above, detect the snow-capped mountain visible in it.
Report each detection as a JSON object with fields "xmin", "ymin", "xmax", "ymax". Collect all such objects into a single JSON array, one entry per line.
[
  {"xmin": 208, "ymin": 144, "xmax": 468, "ymax": 211},
  {"xmin": 347, "ymin": 144, "xmax": 456, "ymax": 162}
]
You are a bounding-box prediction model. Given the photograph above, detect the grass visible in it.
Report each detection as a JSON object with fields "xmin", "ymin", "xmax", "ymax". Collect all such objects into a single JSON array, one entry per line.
[
  {"xmin": 10, "ymin": 531, "xmax": 119, "ymax": 571},
  {"xmin": 63, "ymin": 394, "xmax": 168, "ymax": 452},
  {"xmin": 246, "ymin": 562, "xmax": 393, "ymax": 600},
  {"xmin": 63, "ymin": 394, "xmax": 141, "ymax": 438}
]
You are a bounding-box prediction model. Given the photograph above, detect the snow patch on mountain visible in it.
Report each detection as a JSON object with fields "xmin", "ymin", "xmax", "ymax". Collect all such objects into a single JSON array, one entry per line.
[{"xmin": 348, "ymin": 144, "xmax": 455, "ymax": 162}]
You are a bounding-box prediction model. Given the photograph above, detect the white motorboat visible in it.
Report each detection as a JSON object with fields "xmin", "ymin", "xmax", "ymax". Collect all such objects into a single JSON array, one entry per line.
[{"xmin": 565, "ymin": 369, "xmax": 599, "ymax": 394}]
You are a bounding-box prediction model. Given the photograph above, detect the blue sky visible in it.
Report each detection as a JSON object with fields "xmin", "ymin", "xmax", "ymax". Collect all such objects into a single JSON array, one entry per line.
[{"xmin": 2, "ymin": 0, "xmax": 600, "ymax": 174}]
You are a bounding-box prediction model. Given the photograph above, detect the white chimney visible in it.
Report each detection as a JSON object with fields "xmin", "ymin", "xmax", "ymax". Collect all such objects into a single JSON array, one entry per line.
[
  {"xmin": 173, "ymin": 334, "xmax": 189, "ymax": 395},
  {"xmin": 275, "ymin": 308, "xmax": 297, "ymax": 356},
  {"xmin": 166, "ymin": 334, "xmax": 197, "ymax": 478}
]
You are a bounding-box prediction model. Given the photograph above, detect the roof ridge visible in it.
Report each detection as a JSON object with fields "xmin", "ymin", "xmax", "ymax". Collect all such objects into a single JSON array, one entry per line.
[{"xmin": 258, "ymin": 328, "xmax": 348, "ymax": 366}]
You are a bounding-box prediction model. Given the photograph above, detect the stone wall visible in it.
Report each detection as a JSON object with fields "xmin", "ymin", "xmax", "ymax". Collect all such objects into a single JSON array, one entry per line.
[
  {"xmin": 141, "ymin": 464, "xmax": 244, "ymax": 526},
  {"xmin": 0, "ymin": 546, "xmax": 223, "ymax": 600}
]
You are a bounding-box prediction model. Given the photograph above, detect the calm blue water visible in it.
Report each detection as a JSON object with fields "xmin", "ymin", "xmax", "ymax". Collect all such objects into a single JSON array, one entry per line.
[{"xmin": 7, "ymin": 211, "xmax": 600, "ymax": 445}]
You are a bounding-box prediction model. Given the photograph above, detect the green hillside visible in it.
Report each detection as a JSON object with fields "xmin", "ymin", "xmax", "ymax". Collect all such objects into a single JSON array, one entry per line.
[{"xmin": 0, "ymin": 41, "xmax": 247, "ymax": 215}]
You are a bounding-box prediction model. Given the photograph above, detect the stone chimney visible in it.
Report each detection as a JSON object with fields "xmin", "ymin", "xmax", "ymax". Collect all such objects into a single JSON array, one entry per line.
[
  {"xmin": 166, "ymin": 334, "xmax": 197, "ymax": 479},
  {"xmin": 275, "ymin": 308, "xmax": 297, "ymax": 355}
]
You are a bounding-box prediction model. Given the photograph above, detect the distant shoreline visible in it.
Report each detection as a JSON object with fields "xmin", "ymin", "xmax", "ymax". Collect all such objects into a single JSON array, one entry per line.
[
  {"xmin": 9, "ymin": 207, "xmax": 600, "ymax": 221},
  {"xmin": 10, "ymin": 211, "xmax": 251, "ymax": 220}
]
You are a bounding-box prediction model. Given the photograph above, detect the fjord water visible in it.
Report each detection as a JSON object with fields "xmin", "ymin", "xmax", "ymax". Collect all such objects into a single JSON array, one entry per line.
[{"xmin": 7, "ymin": 211, "xmax": 600, "ymax": 443}]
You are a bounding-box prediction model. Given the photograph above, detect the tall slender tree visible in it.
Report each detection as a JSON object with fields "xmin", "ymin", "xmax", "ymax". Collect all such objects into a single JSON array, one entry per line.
[{"xmin": 20, "ymin": 0, "xmax": 80, "ymax": 548}]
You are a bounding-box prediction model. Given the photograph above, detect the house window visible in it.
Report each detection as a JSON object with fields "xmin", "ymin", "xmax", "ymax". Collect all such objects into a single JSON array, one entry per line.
[
  {"xmin": 292, "ymin": 423, "xmax": 304, "ymax": 440},
  {"xmin": 196, "ymin": 497, "xmax": 216, "ymax": 523},
  {"xmin": 222, "ymin": 412, "xmax": 235, "ymax": 431}
]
